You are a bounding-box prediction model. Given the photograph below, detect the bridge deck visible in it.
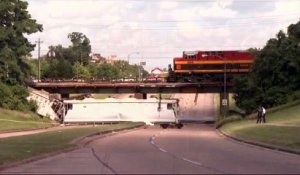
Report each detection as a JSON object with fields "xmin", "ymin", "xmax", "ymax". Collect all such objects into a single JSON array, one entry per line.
[{"xmin": 28, "ymin": 81, "xmax": 232, "ymax": 94}]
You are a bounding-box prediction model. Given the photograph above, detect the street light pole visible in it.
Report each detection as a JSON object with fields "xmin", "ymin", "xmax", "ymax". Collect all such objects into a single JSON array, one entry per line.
[
  {"xmin": 202, "ymin": 53, "xmax": 228, "ymax": 118},
  {"xmin": 223, "ymin": 56, "xmax": 227, "ymax": 118}
]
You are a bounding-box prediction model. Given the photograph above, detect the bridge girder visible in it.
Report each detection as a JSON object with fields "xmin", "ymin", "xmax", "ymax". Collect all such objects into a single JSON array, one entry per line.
[{"xmin": 27, "ymin": 82, "xmax": 233, "ymax": 94}]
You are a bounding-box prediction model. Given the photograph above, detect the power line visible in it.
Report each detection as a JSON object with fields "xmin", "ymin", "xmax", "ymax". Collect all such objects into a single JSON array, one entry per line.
[
  {"xmin": 48, "ymin": 13, "xmax": 300, "ymax": 24},
  {"xmin": 41, "ymin": 17, "xmax": 299, "ymax": 31}
]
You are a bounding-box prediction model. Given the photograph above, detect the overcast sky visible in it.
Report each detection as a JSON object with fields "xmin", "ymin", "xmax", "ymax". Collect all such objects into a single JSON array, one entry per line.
[{"xmin": 26, "ymin": 0, "xmax": 300, "ymax": 71}]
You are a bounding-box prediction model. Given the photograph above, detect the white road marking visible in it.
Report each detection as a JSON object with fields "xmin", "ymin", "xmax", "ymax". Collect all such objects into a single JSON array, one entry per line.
[
  {"xmin": 159, "ymin": 148, "xmax": 167, "ymax": 153},
  {"xmin": 150, "ymin": 131, "xmax": 203, "ymax": 167},
  {"xmin": 182, "ymin": 158, "xmax": 202, "ymax": 166}
]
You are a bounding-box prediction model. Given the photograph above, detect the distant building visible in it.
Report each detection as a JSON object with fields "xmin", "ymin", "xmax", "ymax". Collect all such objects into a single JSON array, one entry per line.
[
  {"xmin": 106, "ymin": 55, "xmax": 126, "ymax": 65},
  {"xmin": 146, "ymin": 67, "xmax": 164, "ymax": 81},
  {"xmin": 151, "ymin": 67, "xmax": 163, "ymax": 75},
  {"xmin": 90, "ymin": 53, "xmax": 106, "ymax": 64}
]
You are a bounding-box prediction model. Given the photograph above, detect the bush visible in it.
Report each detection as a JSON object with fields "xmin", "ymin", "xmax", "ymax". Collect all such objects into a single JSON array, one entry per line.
[{"xmin": 0, "ymin": 82, "xmax": 34, "ymax": 112}]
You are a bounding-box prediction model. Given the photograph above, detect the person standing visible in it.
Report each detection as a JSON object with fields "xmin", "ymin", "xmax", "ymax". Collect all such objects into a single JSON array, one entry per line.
[
  {"xmin": 262, "ymin": 106, "xmax": 266, "ymax": 123},
  {"xmin": 256, "ymin": 106, "xmax": 262, "ymax": 124}
]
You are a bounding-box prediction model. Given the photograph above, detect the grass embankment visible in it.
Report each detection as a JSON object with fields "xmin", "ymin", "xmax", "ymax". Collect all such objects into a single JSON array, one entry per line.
[
  {"xmin": 214, "ymin": 93, "xmax": 243, "ymax": 127},
  {"xmin": 220, "ymin": 102, "xmax": 300, "ymax": 151},
  {"xmin": 0, "ymin": 122, "xmax": 144, "ymax": 166},
  {"xmin": 0, "ymin": 108, "xmax": 57, "ymax": 133}
]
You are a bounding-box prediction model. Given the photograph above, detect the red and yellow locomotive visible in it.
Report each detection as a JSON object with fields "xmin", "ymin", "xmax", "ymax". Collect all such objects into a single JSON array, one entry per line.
[{"xmin": 167, "ymin": 50, "xmax": 253, "ymax": 82}]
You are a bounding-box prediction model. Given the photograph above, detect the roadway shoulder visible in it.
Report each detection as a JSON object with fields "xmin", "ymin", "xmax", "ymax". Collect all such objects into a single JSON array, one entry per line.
[{"xmin": 218, "ymin": 129, "xmax": 300, "ymax": 156}]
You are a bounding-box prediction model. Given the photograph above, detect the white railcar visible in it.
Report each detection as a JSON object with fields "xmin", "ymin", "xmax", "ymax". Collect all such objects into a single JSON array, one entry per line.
[{"xmin": 63, "ymin": 97, "xmax": 183, "ymax": 129}]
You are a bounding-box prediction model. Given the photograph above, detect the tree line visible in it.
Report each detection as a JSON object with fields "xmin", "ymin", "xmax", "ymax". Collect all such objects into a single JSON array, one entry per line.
[
  {"xmin": 233, "ymin": 20, "xmax": 300, "ymax": 114},
  {"xmin": 0, "ymin": 0, "xmax": 146, "ymax": 111},
  {"xmin": 28, "ymin": 32, "xmax": 147, "ymax": 81},
  {"xmin": 0, "ymin": 0, "xmax": 42, "ymax": 111},
  {"xmin": 0, "ymin": 0, "xmax": 300, "ymax": 115}
]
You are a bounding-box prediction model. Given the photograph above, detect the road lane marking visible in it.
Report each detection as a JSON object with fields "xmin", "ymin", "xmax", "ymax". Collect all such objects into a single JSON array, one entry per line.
[
  {"xmin": 182, "ymin": 158, "xmax": 202, "ymax": 166},
  {"xmin": 159, "ymin": 148, "xmax": 167, "ymax": 153},
  {"xmin": 149, "ymin": 130, "xmax": 227, "ymax": 174},
  {"xmin": 150, "ymin": 132, "xmax": 204, "ymax": 166}
]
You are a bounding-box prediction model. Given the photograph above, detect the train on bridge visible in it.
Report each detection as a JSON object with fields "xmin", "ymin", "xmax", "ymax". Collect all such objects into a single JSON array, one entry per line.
[
  {"xmin": 28, "ymin": 50, "xmax": 253, "ymax": 84},
  {"xmin": 167, "ymin": 50, "xmax": 253, "ymax": 83}
]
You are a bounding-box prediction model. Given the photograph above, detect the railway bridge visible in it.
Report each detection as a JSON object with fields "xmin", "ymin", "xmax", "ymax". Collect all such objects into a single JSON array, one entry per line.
[
  {"xmin": 27, "ymin": 81, "xmax": 232, "ymax": 96},
  {"xmin": 27, "ymin": 81, "xmax": 233, "ymax": 115}
]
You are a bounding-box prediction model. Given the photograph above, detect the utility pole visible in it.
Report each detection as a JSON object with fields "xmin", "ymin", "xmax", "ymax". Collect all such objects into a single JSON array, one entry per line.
[{"xmin": 36, "ymin": 38, "xmax": 43, "ymax": 82}]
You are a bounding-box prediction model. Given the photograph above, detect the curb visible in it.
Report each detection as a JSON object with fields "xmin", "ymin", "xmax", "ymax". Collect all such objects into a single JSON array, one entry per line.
[
  {"xmin": 218, "ymin": 129, "xmax": 300, "ymax": 156},
  {"xmin": 0, "ymin": 123, "xmax": 145, "ymax": 171}
]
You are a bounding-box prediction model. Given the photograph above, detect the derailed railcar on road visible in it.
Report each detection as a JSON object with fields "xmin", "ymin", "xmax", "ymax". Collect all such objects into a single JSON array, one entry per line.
[{"xmin": 63, "ymin": 97, "xmax": 182, "ymax": 129}]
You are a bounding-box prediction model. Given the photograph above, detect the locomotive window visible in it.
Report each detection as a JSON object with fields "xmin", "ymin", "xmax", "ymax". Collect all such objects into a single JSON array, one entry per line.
[
  {"xmin": 211, "ymin": 52, "xmax": 216, "ymax": 56},
  {"xmin": 217, "ymin": 51, "xmax": 224, "ymax": 57},
  {"xmin": 187, "ymin": 54, "xmax": 196, "ymax": 59}
]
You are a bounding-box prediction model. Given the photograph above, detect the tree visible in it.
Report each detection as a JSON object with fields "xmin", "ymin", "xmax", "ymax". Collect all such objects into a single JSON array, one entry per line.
[
  {"xmin": 0, "ymin": 0, "xmax": 43, "ymax": 85},
  {"xmin": 72, "ymin": 62, "xmax": 90, "ymax": 79},
  {"xmin": 43, "ymin": 59, "xmax": 74, "ymax": 79},
  {"xmin": 233, "ymin": 20, "xmax": 300, "ymax": 113},
  {"xmin": 67, "ymin": 32, "xmax": 91, "ymax": 65}
]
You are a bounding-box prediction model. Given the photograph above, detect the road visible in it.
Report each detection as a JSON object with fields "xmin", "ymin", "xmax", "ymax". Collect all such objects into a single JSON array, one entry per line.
[
  {"xmin": 2, "ymin": 94, "xmax": 300, "ymax": 174},
  {"xmin": 174, "ymin": 93, "xmax": 216, "ymax": 122},
  {"xmin": 2, "ymin": 124, "xmax": 300, "ymax": 174}
]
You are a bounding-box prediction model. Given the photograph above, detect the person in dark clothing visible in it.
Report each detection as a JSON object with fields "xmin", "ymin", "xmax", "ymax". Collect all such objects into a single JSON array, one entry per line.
[{"xmin": 256, "ymin": 106, "xmax": 263, "ymax": 124}]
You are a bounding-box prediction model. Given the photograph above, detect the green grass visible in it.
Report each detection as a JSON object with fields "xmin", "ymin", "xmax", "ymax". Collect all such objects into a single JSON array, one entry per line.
[
  {"xmin": 70, "ymin": 93, "xmax": 115, "ymax": 99},
  {"xmin": 221, "ymin": 103, "xmax": 300, "ymax": 151},
  {"xmin": 149, "ymin": 93, "xmax": 174, "ymax": 99},
  {"xmin": 0, "ymin": 108, "xmax": 57, "ymax": 133},
  {"xmin": 92, "ymin": 94, "xmax": 116, "ymax": 99},
  {"xmin": 0, "ymin": 122, "xmax": 143, "ymax": 166}
]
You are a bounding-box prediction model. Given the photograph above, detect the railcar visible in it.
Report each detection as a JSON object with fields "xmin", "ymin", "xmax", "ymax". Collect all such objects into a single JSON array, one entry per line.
[{"xmin": 167, "ymin": 50, "xmax": 253, "ymax": 82}]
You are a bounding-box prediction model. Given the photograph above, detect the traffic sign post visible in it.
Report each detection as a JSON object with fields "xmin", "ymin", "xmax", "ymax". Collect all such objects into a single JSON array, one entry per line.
[{"xmin": 222, "ymin": 99, "xmax": 228, "ymax": 106}]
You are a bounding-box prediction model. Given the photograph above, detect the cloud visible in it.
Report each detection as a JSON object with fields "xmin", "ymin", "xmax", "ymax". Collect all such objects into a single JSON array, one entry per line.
[
  {"xmin": 159, "ymin": 1, "xmax": 178, "ymax": 10},
  {"xmin": 197, "ymin": 2, "xmax": 238, "ymax": 19},
  {"xmin": 26, "ymin": 0, "xmax": 300, "ymax": 71}
]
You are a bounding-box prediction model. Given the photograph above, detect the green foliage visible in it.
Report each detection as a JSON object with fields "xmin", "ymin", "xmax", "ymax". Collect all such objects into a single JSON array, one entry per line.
[
  {"xmin": 0, "ymin": 0, "xmax": 42, "ymax": 112},
  {"xmin": 0, "ymin": 82, "xmax": 35, "ymax": 111},
  {"xmin": 43, "ymin": 59, "xmax": 74, "ymax": 79},
  {"xmin": 67, "ymin": 32, "xmax": 91, "ymax": 66},
  {"xmin": 220, "ymin": 102, "xmax": 300, "ymax": 151},
  {"xmin": 72, "ymin": 62, "xmax": 91, "ymax": 79},
  {"xmin": 0, "ymin": 0, "xmax": 42, "ymax": 85},
  {"xmin": 40, "ymin": 32, "xmax": 148, "ymax": 81},
  {"xmin": 234, "ymin": 20, "xmax": 300, "ymax": 113},
  {"xmin": 0, "ymin": 108, "xmax": 55, "ymax": 132}
]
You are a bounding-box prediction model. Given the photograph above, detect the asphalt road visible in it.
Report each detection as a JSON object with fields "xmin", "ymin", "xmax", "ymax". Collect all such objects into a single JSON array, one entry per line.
[
  {"xmin": 2, "ymin": 124, "xmax": 300, "ymax": 174},
  {"xmin": 2, "ymin": 94, "xmax": 300, "ymax": 174},
  {"xmin": 174, "ymin": 93, "xmax": 216, "ymax": 122}
]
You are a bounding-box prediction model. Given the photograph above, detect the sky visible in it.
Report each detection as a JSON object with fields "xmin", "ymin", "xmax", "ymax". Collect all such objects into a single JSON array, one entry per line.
[{"xmin": 26, "ymin": 0, "xmax": 300, "ymax": 71}]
